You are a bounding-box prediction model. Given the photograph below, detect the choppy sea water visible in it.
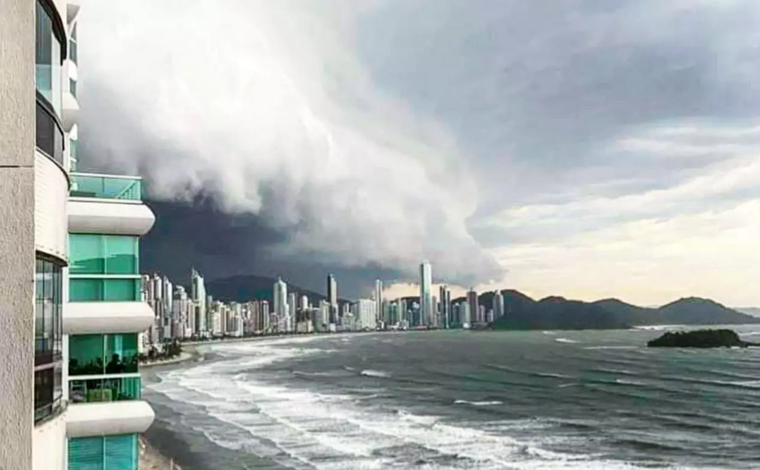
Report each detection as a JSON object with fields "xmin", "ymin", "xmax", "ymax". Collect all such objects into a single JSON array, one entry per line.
[{"xmin": 143, "ymin": 327, "xmax": 760, "ymax": 469}]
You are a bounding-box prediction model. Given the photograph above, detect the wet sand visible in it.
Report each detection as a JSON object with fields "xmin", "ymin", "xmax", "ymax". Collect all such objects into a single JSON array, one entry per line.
[{"xmin": 140, "ymin": 436, "xmax": 182, "ymax": 470}]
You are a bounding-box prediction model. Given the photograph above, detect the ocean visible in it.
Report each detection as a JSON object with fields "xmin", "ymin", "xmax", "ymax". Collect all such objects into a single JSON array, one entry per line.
[{"xmin": 143, "ymin": 327, "xmax": 760, "ymax": 469}]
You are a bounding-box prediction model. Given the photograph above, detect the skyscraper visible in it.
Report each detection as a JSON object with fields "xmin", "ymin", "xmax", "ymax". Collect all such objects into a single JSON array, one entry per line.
[
  {"xmin": 288, "ymin": 292, "xmax": 297, "ymax": 332},
  {"xmin": 356, "ymin": 299, "xmax": 377, "ymax": 330},
  {"xmin": 63, "ymin": 2, "xmax": 158, "ymax": 465},
  {"xmin": 419, "ymin": 261, "xmax": 432, "ymax": 326},
  {"xmin": 439, "ymin": 285, "xmax": 452, "ymax": 329},
  {"xmin": 467, "ymin": 289, "xmax": 479, "ymax": 325},
  {"xmin": 327, "ymin": 273, "xmax": 337, "ymax": 324},
  {"xmin": 374, "ymin": 279, "xmax": 383, "ymax": 326},
  {"xmin": 300, "ymin": 295, "xmax": 310, "ymax": 311},
  {"xmin": 461, "ymin": 301, "xmax": 471, "ymax": 328},
  {"xmin": 273, "ymin": 278, "xmax": 288, "ymax": 332},
  {"xmin": 493, "ymin": 290, "xmax": 504, "ymax": 320},
  {"xmin": 191, "ymin": 268, "xmax": 207, "ymax": 334}
]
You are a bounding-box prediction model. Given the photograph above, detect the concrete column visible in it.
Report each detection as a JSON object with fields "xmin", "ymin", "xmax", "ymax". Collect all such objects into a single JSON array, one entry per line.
[{"xmin": 0, "ymin": 0, "xmax": 36, "ymax": 469}]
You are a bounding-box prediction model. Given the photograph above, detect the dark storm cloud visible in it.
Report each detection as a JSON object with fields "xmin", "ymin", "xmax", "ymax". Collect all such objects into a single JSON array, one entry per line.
[
  {"xmin": 78, "ymin": 0, "xmax": 760, "ymax": 304},
  {"xmin": 142, "ymin": 200, "xmax": 405, "ymax": 298}
]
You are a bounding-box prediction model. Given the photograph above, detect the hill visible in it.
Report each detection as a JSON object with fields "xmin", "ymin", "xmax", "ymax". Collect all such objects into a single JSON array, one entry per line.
[
  {"xmin": 491, "ymin": 292, "xmax": 760, "ymax": 331},
  {"xmin": 737, "ymin": 307, "xmax": 760, "ymax": 318},
  {"xmin": 655, "ymin": 298, "xmax": 757, "ymax": 325}
]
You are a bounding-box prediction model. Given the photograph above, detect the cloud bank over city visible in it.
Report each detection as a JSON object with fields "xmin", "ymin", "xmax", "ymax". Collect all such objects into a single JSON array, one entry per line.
[
  {"xmin": 78, "ymin": 0, "xmax": 499, "ymax": 288},
  {"xmin": 79, "ymin": 0, "xmax": 760, "ymax": 304}
]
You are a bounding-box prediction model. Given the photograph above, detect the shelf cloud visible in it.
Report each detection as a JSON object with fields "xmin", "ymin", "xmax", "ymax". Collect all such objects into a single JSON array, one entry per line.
[{"xmin": 79, "ymin": 0, "xmax": 760, "ymax": 304}]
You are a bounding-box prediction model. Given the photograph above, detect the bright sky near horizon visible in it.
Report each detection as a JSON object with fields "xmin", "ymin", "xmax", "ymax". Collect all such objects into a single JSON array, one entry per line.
[{"xmin": 79, "ymin": 0, "xmax": 760, "ymax": 306}]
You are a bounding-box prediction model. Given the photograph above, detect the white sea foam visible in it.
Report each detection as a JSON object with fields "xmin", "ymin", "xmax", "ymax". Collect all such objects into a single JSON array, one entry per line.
[
  {"xmin": 584, "ymin": 345, "xmax": 639, "ymax": 350},
  {"xmin": 148, "ymin": 335, "xmax": 695, "ymax": 470},
  {"xmin": 558, "ymin": 383, "xmax": 579, "ymax": 388},
  {"xmin": 360, "ymin": 369, "xmax": 391, "ymax": 378},
  {"xmin": 536, "ymin": 372, "xmax": 572, "ymax": 379},
  {"xmin": 615, "ymin": 379, "xmax": 644, "ymax": 387},
  {"xmin": 453, "ymin": 399, "xmax": 503, "ymax": 406},
  {"xmin": 555, "ymin": 338, "xmax": 579, "ymax": 344}
]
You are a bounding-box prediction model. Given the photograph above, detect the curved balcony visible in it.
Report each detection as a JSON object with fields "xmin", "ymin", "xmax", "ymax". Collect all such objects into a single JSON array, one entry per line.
[
  {"xmin": 66, "ymin": 400, "xmax": 155, "ymax": 438},
  {"xmin": 68, "ymin": 174, "xmax": 154, "ymax": 236},
  {"xmin": 65, "ymin": 301, "xmax": 155, "ymax": 335}
]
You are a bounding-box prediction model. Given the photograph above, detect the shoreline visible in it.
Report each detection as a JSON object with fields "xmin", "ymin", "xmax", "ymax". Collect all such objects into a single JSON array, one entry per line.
[
  {"xmin": 140, "ymin": 351, "xmax": 196, "ymax": 368},
  {"xmin": 140, "ymin": 436, "xmax": 182, "ymax": 470}
]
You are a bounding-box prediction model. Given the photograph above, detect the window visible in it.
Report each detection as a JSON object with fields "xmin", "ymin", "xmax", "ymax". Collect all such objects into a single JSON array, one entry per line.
[
  {"xmin": 69, "ymin": 138, "xmax": 78, "ymax": 171},
  {"xmin": 34, "ymin": 255, "xmax": 64, "ymax": 423},
  {"xmin": 70, "ymin": 278, "xmax": 141, "ymax": 301},
  {"xmin": 69, "ymin": 235, "xmax": 139, "ymax": 275},
  {"xmin": 68, "ymin": 434, "xmax": 139, "ymax": 470},
  {"xmin": 35, "ymin": 0, "xmax": 62, "ymax": 113},
  {"xmin": 69, "ymin": 334, "xmax": 139, "ymax": 376},
  {"xmin": 69, "ymin": 234, "xmax": 141, "ymax": 301},
  {"xmin": 70, "ymin": 78, "xmax": 77, "ymax": 98},
  {"xmin": 69, "ymin": 377, "xmax": 141, "ymax": 404}
]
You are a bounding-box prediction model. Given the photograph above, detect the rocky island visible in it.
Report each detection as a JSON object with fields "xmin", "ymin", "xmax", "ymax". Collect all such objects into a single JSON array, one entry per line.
[{"xmin": 647, "ymin": 329, "xmax": 757, "ymax": 348}]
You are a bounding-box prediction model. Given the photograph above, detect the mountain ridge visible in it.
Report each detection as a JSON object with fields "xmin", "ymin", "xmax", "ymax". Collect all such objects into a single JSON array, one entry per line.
[{"xmin": 203, "ymin": 275, "xmax": 759, "ymax": 329}]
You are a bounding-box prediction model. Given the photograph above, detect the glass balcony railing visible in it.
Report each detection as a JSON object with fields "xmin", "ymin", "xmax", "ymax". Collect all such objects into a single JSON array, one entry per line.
[
  {"xmin": 70, "ymin": 173, "xmax": 142, "ymax": 201},
  {"xmin": 69, "ymin": 376, "xmax": 141, "ymax": 404}
]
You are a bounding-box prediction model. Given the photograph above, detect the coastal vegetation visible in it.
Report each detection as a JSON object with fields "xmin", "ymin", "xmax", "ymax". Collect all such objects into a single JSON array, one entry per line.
[{"xmin": 647, "ymin": 329, "xmax": 756, "ymax": 348}]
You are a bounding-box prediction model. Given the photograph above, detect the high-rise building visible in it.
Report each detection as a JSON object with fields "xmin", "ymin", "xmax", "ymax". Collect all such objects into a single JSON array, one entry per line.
[
  {"xmin": 439, "ymin": 285, "xmax": 452, "ymax": 329},
  {"xmin": 374, "ymin": 279, "xmax": 383, "ymax": 326},
  {"xmin": 492, "ymin": 290, "xmax": 504, "ymax": 320},
  {"xmin": 191, "ymin": 269, "xmax": 207, "ymax": 334},
  {"xmin": 355, "ymin": 299, "xmax": 377, "ymax": 330},
  {"xmin": 273, "ymin": 277, "xmax": 288, "ymax": 332},
  {"xmin": 419, "ymin": 261, "xmax": 432, "ymax": 326},
  {"xmin": 300, "ymin": 295, "xmax": 310, "ymax": 311},
  {"xmin": 467, "ymin": 289, "xmax": 479, "ymax": 325},
  {"xmin": 460, "ymin": 301, "xmax": 471, "ymax": 328},
  {"xmin": 173, "ymin": 286, "xmax": 191, "ymax": 339},
  {"xmin": 287, "ymin": 292, "xmax": 296, "ymax": 332},
  {"xmin": 327, "ymin": 273, "xmax": 338, "ymax": 323},
  {"xmin": 2, "ymin": 1, "xmax": 79, "ymax": 466},
  {"xmin": 60, "ymin": 2, "xmax": 157, "ymax": 466},
  {"xmin": 261, "ymin": 300, "xmax": 271, "ymax": 332}
]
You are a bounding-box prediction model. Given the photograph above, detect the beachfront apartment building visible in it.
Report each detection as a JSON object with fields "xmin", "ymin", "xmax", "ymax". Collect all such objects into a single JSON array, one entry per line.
[
  {"xmin": 66, "ymin": 169, "xmax": 156, "ymax": 468},
  {"xmin": 64, "ymin": 0, "xmax": 156, "ymax": 466},
  {"xmin": 1, "ymin": 0, "xmax": 73, "ymax": 468},
  {"xmin": 0, "ymin": 1, "xmax": 155, "ymax": 468}
]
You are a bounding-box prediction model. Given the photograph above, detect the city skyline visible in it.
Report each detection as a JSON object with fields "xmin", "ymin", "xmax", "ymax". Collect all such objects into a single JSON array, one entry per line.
[{"xmin": 141, "ymin": 263, "xmax": 505, "ymax": 341}]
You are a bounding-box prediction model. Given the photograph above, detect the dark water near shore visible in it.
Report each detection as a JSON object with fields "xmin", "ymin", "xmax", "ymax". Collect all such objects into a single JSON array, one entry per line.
[{"xmin": 143, "ymin": 327, "xmax": 760, "ymax": 469}]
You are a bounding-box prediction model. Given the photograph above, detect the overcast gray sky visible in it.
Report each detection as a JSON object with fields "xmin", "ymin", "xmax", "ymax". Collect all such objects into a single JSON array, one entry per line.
[{"xmin": 79, "ymin": 0, "xmax": 760, "ymax": 305}]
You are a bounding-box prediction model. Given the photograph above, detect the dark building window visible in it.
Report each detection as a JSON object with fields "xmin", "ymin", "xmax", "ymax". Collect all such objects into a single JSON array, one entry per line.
[
  {"xmin": 35, "ymin": 255, "xmax": 64, "ymax": 423},
  {"xmin": 35, "ymin": 0, "xmax": 66, "ymax": 166}
]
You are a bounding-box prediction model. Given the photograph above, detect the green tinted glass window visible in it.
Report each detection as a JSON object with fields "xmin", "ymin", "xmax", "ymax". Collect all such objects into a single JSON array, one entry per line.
[
  {"xmin": 69, "ymin": 235, "xmax": 103, "ymax": 274},
  {"xmin": 69, "ymin": 278, "xmax": 101, "ymax": 301},
  {"xmin": 69, "ymin": 334, "xmax": 139, "ymax": 376},
  {"xmin": 104, "ymin": 279, "xmax": 139, "ymax": 301},
  {"xmin": 69, "ymin": 235, "xmax": 138, "ymax": 275},
  {"xmin": 69, "ymin": 278, "xmax": 139, "ymax": 302},
  {"xmin": 106, "ymin": 236, "xmax": 138, "ymax": 274}
]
